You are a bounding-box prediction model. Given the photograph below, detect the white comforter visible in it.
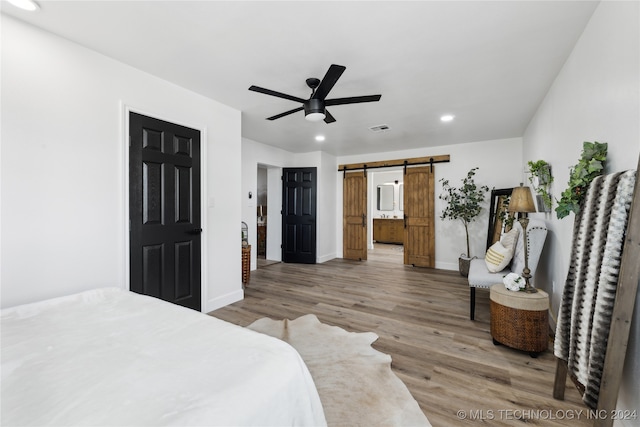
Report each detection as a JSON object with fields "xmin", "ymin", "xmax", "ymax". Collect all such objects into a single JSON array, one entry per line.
[{"xmin": 1, "ymin": 288, "xmax": 327, "ymax": 426}]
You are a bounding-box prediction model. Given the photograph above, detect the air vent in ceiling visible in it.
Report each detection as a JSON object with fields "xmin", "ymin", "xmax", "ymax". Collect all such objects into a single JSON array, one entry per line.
[{"xmin": 369, "ymin": 124, "xmax": 390, "ymax": 133}]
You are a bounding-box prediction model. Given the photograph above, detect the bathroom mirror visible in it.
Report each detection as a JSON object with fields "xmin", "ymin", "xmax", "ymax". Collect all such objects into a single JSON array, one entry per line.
[{"xmin": 377, "ymin": 184, "xmax": 394, "ymax": 211}]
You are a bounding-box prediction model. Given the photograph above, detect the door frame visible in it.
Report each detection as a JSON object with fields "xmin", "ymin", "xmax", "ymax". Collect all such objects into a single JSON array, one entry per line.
[{"xmin": 122, "ymin": 103, "xmax": 209, "ymax": 312}]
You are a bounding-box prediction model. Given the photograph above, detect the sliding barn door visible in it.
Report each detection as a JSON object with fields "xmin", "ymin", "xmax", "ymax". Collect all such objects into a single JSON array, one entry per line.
[
  {"xmin": 403, "ymin": 166, "xmax": 435, "ymax": 268},
  {"xmin": 343, "ymin": 171, "xmax": 367, "ymax": 260}
]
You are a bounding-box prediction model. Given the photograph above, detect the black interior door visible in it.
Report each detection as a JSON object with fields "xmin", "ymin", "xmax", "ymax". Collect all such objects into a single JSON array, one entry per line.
[
  {"xmin": 129, "ymin": 112, "xmax": 201, "ymax": 310},
  {"xmin": 282, "ymin": 167, "xmax": 317, "ymax": 264}
]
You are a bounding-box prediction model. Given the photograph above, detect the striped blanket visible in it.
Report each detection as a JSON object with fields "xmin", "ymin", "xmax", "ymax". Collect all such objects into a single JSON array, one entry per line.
[{"xmin": 554, "ymin": 169, "xmax": 636, "ymax": 409}]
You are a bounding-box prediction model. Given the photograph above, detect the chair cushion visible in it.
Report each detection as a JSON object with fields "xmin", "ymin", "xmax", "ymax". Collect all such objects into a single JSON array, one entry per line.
[
  {"xmin": 468, "ymin": 258, "xmax": 509, "ymax": 288},
  {"xmin": 485, "ymin": 241, "xmax": 513, "ymax": 273}
]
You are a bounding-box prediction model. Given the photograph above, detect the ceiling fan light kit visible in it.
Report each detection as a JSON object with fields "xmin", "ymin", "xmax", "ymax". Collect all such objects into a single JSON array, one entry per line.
[
  {"xmin": 304, "ymin": 99, "xmax": 326, "ymax": 122},
  {"xmin": 249, "ymin": 64, "xmax": 381, "ymax": 124}
]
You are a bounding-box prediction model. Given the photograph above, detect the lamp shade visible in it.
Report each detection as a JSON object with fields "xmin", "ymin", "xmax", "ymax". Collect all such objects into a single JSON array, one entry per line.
[{"xmin": 509, "ymin": 186, "xmax": 536, "ymax": 213}]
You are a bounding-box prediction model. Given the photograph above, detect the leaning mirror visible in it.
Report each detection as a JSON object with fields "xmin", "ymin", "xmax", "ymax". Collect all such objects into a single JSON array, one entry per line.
[
  {"xmin": 487, "ymin": 188, "xmax": 514, "ymax": 249},
  {"xmin": 377, "ymin": 184, "xmax": 394, "ymax": 211}
]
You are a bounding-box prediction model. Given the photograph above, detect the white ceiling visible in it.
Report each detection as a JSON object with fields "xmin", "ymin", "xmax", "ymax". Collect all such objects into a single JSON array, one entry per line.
[{"xmin": 2, "ymin": 0, "xmax": 599, "ymax": 156}]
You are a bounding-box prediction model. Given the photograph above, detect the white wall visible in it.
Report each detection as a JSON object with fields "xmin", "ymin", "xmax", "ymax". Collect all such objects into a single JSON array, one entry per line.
[
  {"xmin": 241, "ymin": 138, "xmax": 338, "ymax": 267},
  {"xmin": 266, "ymin": 167, "xmax": 283, "ymax": 262},
  {"xmin": 523, "ymin": 1, "xmax": 640, "ymax": 422},
  {"xmin": 1, "ymin": 16, "xmax": 243, "ymax": 312},
  {"xmin": 336, "ymin": 138, "xmax": 524, "ymax": 269},
  {"xmin": 317, "ymin": 151, "xmax": 338, "ymax": 263},
  {"xmin": 243, "ymin": 137, "xmax": 524, "ymax": 270},
  {"xmin": 241, "ymin": 138, "xmax": 293, "ymax": 269},
  {"xmin": 295, "ymin": 151, "xmax": 338, "ymax": 263}
]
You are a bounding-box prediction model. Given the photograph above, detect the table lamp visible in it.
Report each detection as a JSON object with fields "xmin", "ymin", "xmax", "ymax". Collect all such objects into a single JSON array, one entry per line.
[{"xmin": 508, "ymin": 184, "xmax": 537, "ymax": 293}]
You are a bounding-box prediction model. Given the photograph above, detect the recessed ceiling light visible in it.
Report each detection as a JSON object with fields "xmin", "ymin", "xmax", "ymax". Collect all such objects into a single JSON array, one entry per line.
[
  {"xmin": 440, "ymin": 114, "xmax": 455, "ymax": 122},
  {"xmin": 7, "ymin": 0, "xmax": 40, "ymax": 11},
  {"xmin": 315, "ymin": 135, "xmax": 325, "ymax": 142}
]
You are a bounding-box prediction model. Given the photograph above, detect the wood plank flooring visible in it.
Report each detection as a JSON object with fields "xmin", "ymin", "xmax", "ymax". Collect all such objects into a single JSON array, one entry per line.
[{"xmin": 210, "ymin": 244, "xmax": 591, "ymax": 426}]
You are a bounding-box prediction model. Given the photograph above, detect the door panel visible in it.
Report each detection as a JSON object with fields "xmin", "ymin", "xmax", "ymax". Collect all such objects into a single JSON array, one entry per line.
[
  {"xmin": 404, "ymin": 166, "xmax": 435, "ymax": 268},
  {"xmin": 175, "ymin": 166, "xmax": 192, "ymax": 222},
  {"xmin": 282, "ymin": 167, "xmax": 317, "ymax": 264},
  {"xmin": 130, "ymin": 112, "xmax": 201, "ymax": 310},
  {"xmin": 343, "ymin": 171, "xmax": 367, "ymax": 260}
]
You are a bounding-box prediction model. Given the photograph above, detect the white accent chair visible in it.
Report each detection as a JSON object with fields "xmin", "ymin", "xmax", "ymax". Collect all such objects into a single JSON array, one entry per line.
[{"xmin": 468, "ymin": 219, "xmax": 548, "ymax": 320}]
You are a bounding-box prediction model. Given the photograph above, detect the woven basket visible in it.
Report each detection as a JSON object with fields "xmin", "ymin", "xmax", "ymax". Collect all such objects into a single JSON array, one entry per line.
[
  {"xmin": 490, "ymin": 300, "xmax": 548, "ymax": 352},
  {"xmin": 242, "ymin": 245, "xmax": 251, "ymax": 285}
]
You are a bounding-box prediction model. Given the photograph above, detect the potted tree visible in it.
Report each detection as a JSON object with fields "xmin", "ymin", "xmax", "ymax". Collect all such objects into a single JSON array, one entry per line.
[{"xmin": 439, "ymin": 167, "xmax": 489, "ymax": 276}]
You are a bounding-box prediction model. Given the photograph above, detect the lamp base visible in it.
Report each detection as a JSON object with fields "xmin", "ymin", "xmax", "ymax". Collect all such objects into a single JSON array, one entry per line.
[
  {"xmin": 519, "ymin": 219, "xmax": 538, "ymax": 294},
  {"xmin": 521, "ymin": 267, "xmax": 538, "ymax": 293}
]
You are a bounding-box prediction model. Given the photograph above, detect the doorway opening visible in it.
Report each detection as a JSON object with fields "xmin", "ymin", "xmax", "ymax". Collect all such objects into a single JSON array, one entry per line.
[
  {"xmin": 256, "ymin": 164, "xmax": 281, "ymax": 268},
  {"xmin": 370, "ymin": 169, "xmax": 404, "ymax": 263}
]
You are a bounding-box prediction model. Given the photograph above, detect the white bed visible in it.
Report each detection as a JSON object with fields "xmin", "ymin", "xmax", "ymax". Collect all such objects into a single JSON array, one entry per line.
[{"xmin": 1, "ymin": 288, "xmax": 327, "ymax": 426}]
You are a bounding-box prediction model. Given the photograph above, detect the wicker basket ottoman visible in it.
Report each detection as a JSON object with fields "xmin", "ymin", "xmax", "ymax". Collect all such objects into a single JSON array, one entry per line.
[{"xmin": 490, "ymin": 283, "xmax": 549, "ymax": 357}]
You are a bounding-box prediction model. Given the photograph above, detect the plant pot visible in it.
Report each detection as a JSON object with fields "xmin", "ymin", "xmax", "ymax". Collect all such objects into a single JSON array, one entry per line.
[
  {"xmin": 536, "ymin": 165, "xmax": 552, "ymax": 185},
  {"xmin": 459, "ymin": 255, "xmax": 472, "ymax": 277},
  {"xmin": 536, "ymin": 195, "xmax": 552, "ymax": 213}
]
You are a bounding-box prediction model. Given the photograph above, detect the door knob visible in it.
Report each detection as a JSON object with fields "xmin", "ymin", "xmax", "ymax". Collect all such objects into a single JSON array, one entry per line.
[{"xmin": 188, "ymin": 228, "xmax": 203, "ymax": 234}]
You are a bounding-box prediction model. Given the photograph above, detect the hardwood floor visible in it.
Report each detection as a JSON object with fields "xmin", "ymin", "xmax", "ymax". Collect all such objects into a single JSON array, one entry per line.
[{"xmin": 211, "ymin": 246, "xmax": 591, "ymax": 426}]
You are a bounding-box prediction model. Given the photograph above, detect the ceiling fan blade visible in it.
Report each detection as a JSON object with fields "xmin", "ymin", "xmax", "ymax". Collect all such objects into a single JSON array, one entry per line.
[
  {"xmin": 249, "ymin": 85, "xmax": 306, "ymax": 104},
  {"xmin": 324, "ymin": 109, "xmax": 336, "ymax": 124},
  {"xmin": 325, "ymin": 94, "xmax": 382, "ymax": 106},
  {"xmin": 266, "ymin": 106, "xmax": 304, "ymax": 121},
  {"xmin": 312, "ymin": 64, "xmax": 346, "ymax": 100}
]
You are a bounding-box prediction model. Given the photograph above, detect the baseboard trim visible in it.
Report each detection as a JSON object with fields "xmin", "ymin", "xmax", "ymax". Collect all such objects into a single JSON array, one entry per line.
[
  {"xmin": 205, "ymin": 288, "xmax": 244, "ymax": 313},
  {"xmin": 317, "ymin": 252, "xmax": 336, "ymax": 264},
  {"xmin": 436, "ymin": 261, "xmax": 458, "ymax": 271}
]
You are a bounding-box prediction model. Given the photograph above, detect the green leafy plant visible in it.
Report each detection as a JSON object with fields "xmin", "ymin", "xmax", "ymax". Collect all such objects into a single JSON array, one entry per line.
[
  {"xmin": 527, "ymin": 160, "xmax": 554, "ymax": 212},
  {"xmin": 497, "ymin": 194, "xmax": 515, "ymax": 231},
  {"xmin": 439, "ymin": 167, "xmax": 489, "ymax": 257},
  {"xmin": 556, "ymin": 141, "xmax": 608, "ymax": 219}
]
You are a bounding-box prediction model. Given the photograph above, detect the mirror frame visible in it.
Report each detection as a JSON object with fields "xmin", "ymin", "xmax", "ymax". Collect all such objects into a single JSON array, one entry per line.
[
  {"xmin": 487, "ymin": 188, "xmax": 513, "ymax": 250},
  {"xmin": 377, "ymin": 184, "xmax": 395, "ymax": 211}
]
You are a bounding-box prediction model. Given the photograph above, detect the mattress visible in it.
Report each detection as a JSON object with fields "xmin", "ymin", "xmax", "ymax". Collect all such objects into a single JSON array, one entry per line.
[{"xmin": 1, "ymin": 288, "xmax": 326, "ymax": 426}]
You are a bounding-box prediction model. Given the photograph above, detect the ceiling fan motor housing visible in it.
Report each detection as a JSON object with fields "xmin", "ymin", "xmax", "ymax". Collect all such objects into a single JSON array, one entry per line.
[{"xmin": 304, "ymin": 98, "xmax": 325, "ymax": 116}]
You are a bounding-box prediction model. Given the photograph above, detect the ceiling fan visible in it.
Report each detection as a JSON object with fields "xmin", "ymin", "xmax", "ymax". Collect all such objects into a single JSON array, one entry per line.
[{"xmin": 248, "ymin": 64, "xmax": 381, "ymax": 124}]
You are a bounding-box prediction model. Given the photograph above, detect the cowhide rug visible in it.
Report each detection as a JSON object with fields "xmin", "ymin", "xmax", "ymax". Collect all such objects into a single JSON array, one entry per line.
[{"xmin": 247, "ymin": 314, "xmax": 431, "ymax": 427}]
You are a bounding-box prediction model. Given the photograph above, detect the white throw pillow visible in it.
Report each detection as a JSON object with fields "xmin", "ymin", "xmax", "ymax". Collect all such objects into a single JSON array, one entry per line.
[
  {"xmin": 500, "ymin": 227, "xmax": 520, "ymax": 252},
  {"xmin": 484, "ymin": 241, "xmax": 514, "ymax": 273}
]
